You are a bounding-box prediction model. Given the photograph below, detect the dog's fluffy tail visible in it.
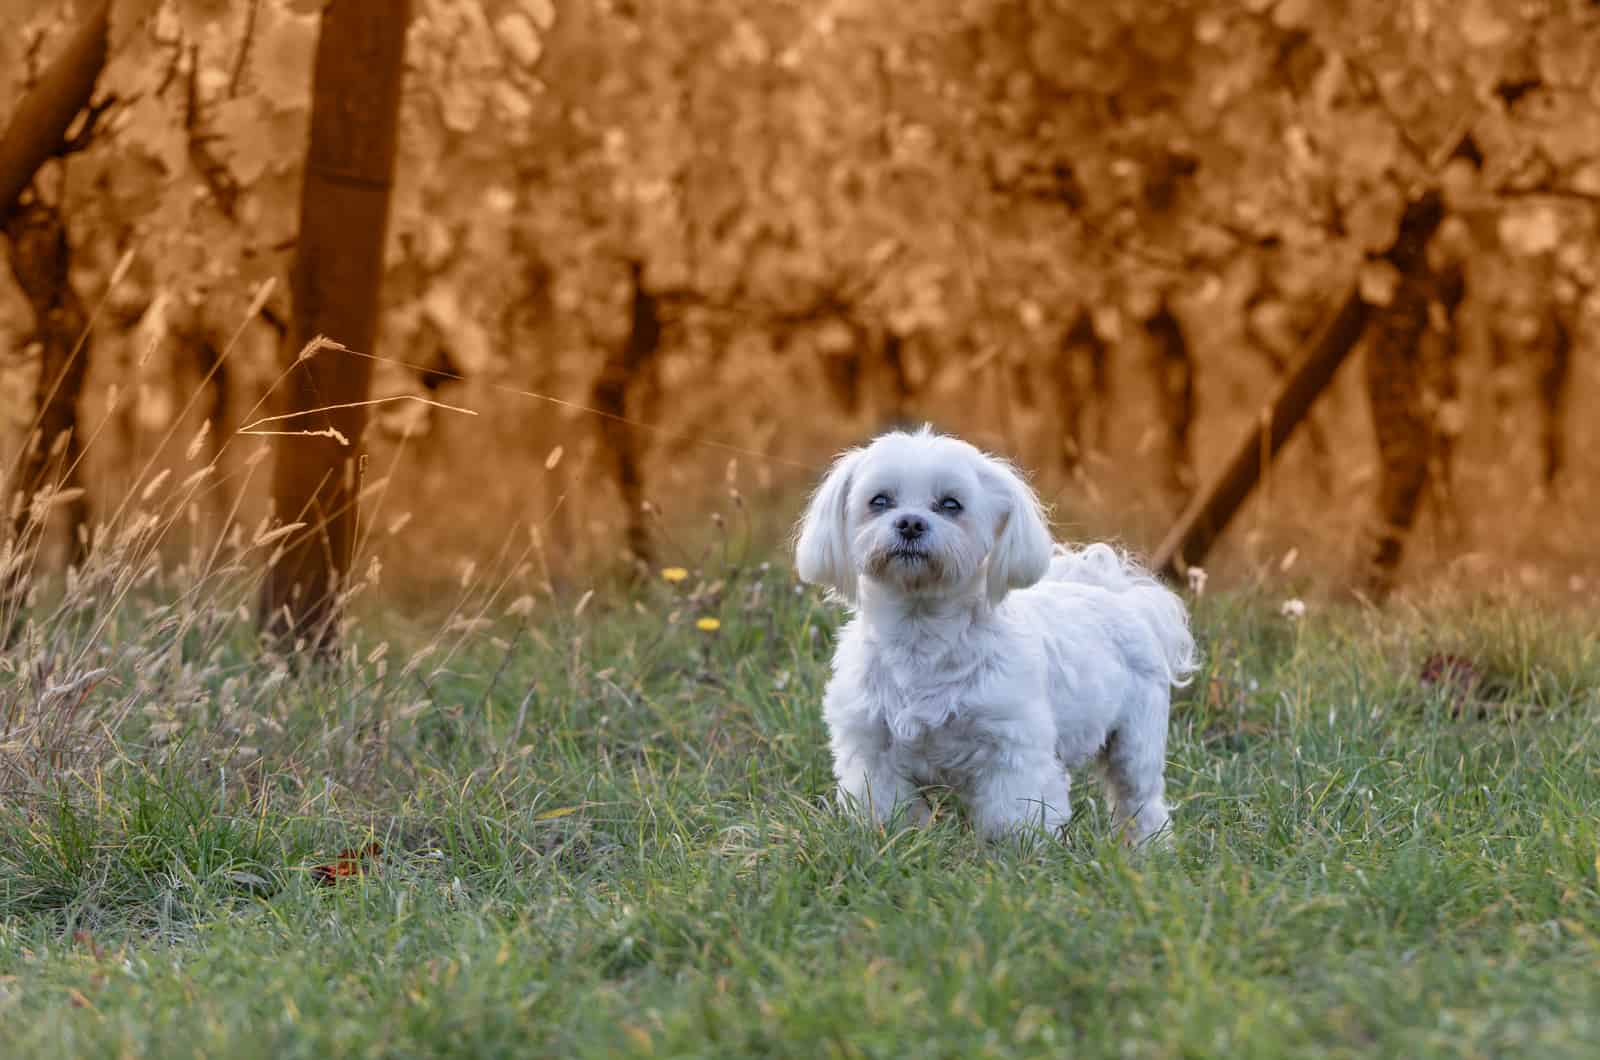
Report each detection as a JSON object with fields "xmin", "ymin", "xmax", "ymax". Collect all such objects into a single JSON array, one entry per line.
[{"xmin": 1045, "ymin": 544, "xmax": 1199, "ymax": 687}]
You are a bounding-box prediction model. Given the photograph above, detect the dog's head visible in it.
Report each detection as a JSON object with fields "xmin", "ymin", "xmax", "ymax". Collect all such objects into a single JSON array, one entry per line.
[{"xmin": 794, "ymin": 427, "xmax": 1053, "ymax": 606}]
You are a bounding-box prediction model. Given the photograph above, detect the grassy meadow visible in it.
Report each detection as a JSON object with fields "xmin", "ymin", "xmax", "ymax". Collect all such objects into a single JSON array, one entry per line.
[{"xmin": 1, "ymin": 519, "xmax": 1599, "ymax": 1058}]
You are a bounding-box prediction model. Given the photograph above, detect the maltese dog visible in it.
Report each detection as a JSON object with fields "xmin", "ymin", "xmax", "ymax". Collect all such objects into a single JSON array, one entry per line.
[{"xmin": 795, "ymin": 427, "xmax": 1197, "ymax": 845}]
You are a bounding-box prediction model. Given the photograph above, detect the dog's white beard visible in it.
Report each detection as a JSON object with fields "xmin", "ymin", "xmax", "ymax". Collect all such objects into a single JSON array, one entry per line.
[{"xmin": 856, "ymin": 528, "xmax": 984, "ymax": 598}]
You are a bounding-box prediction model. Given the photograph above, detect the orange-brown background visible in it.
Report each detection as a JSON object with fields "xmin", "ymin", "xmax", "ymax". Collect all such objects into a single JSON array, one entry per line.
[{"xmin": 3, "ymin": 1, "xmax": 1596, "ymax": 601}]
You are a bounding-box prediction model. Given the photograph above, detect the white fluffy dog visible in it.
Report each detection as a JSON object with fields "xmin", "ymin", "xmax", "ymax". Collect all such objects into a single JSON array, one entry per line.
[{"xmin": 795, "ymin": 427, "xmax": 1197, "ymax": 845}]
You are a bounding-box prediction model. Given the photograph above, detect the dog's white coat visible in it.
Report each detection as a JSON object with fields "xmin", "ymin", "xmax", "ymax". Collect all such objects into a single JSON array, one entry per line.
[{"xmin": 795, "ymin": 428, "xmax": 1197, "ymax": 844}]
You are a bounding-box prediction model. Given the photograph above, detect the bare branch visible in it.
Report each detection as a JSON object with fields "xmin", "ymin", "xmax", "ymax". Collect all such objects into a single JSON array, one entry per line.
[
  {"xmin": 228, "ymin": 0, "xmax": 261, "ymax": 98},
  {"xmin": 152, "ymin": 24, "xmax": 187, "ymax": 101},
  {"xmin": 1494, "ymin": 185, "xmax": 1600, "ymax": 207},
  {"xmin": 57, "ymin": 92, "xmax": 122, "ymax": 156},
  {"xmin": 184, "ymin": 44, "xmax": 241, "ymax": 220},
  {"xmin": 1340, "ymin": 54, "xmax": 1433, "ymax": 170}
]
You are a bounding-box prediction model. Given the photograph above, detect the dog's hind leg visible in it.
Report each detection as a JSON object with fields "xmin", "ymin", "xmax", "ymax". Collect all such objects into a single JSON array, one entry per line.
[{"xmin": 1099, "ymin": 699, "xmax": 1172, "ymax": 847}]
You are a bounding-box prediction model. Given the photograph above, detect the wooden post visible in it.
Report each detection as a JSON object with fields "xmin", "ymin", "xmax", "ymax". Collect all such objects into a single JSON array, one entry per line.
[{"xmin": 258, "ymin": 0, "xmax": 412, "ymax": 654}]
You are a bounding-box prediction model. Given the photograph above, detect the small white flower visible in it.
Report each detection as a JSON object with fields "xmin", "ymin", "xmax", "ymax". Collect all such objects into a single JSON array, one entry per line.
[
  {"xmin": 1280, "ymin": 598, "xmax": 1306, "ymax": 621},
  {"xmin": 1186, "ymin": 566, "xmax": 1208, "ymax": 597}
]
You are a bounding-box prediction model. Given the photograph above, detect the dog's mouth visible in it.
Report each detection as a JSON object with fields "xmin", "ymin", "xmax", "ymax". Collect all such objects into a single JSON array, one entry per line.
[{"xmin": 867, "ymin": 546, "xmax": 944, "ymax": 582}]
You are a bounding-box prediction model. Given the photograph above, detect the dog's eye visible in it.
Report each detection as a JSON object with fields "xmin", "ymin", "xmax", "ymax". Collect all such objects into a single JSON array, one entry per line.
[
  {"xmin": 869, "ymin": 493, "xmax": 893, "ymax": 510},
  {"xmin": 938, "ymin": 496, "xmax": 963, "ymax": 514}
]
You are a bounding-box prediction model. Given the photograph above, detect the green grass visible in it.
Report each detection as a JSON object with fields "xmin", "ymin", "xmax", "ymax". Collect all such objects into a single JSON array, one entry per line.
[{"xmin": 2, "ymin": 554, "xmax": 1599, "ymax": 1058}]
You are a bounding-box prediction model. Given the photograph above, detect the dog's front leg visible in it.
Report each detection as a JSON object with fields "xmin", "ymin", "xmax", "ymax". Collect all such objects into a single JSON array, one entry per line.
[
  {"xmin": 969, "ymin": 750, "xmax": 1071, "ymax": 841},
  {"xmin": 833, "ymin": 740, "xmax": 926, "ymax": 828}
]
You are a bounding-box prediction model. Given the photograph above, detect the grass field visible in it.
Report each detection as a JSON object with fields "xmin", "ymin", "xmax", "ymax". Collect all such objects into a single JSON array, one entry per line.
[{"xmin": 2, "ymin": 550, "xmax": 1598, "ymax": 1058}]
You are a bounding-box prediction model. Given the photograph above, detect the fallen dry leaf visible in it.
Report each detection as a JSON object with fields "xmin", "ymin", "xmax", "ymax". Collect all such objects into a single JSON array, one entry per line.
[{"xmin": 312, "ymin": 842, "xmax": 383, "ymax": 885}]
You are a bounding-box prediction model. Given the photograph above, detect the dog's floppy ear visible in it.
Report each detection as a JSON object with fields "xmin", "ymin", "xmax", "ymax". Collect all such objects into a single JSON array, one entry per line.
[
  {"xmin": 795, "ymin": 447, "xmax": 865, "ymax": 601},
  {"xmin": 980, "ymin": 454, "xmax": 1054, "ymax": 604}
]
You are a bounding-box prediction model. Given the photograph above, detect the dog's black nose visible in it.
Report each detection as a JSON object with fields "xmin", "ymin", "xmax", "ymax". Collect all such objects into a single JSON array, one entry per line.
[{"xmin": 894, "ymin": 514, "xmax": 927, "ymax": 540}]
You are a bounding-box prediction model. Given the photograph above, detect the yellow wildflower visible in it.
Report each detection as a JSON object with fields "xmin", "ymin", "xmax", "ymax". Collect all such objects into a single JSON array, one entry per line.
[
  {"xmin": 661, "ymin": 567, "xmax": 689, "ymax": 583},
  {"xmin": 695, "ymin": 617, "xmax": 721, "ymax": 632}
]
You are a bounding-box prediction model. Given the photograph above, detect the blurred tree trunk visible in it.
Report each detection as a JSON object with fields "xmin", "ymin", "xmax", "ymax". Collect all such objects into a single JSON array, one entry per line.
[
  {"xmin": 1421, "ymin": 261, "xmax": 1466, "ymax": 544},
  {"xmin": 4, "ymin": 201, "xmax": 91, "ymax": 560},
  {"xmin": 259, "ymin": 0, "xmax": 410, "ymax": 655},
  {"xmin": 2, "ymin": 199, "xmax": 92, "ymax": 640},
  {"xmin": 818, "ymin": 323, "xmax": 867, "ymax": 414},
  {"xmin": 592, "ymin": 259, "xmax": 661, "ymax": 566},
  {"xmin": 1488, "ymin": 321, "xmax": 1517, "ymax": 434},
  {"xmin": 0, "ymin": 1, "xmax": 111, "ymax": 641},
  {"xmin": 168, "ymin": 307, "xmax": 232, "ymax": 529},
  {"xmin": 1537, "ymin": 303, "xmax": 1571, "ymax": 490},
  {"xmin": 881, "ymin": 331, "xmax": 914, "ymax": 424},
  {"xmin": 1055, "ymin": 308, "xmax": 1108, "ymax": 476},
  {"xmin": 1144, "ymin": 298, "xmax": 1195, "ymax": 508},
  {"xmin": 1362, "ymin": 265, "xmax": 1435, "ymax": 602}
]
